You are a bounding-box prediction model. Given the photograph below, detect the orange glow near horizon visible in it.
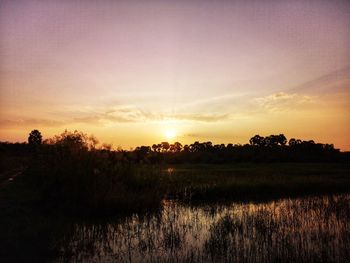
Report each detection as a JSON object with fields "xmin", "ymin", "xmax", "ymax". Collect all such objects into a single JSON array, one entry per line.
[{"xmin": 0, "ymin": 1, "xmax": 349, "ymax": 150}]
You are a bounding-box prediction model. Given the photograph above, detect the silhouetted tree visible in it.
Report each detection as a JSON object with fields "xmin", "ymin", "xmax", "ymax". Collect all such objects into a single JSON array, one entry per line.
[
  {"xmin": 277, "ymin": 134, "xmax": 287, "ymax": 146},
  {"xmin": 261, "ymin": 134, "xmax": 287, "ymax": 147},
  {"xmin": 204, "ymin": 141, "xmax": 213, "ymax": 150},
  {"xmin": 183, "ymin": 145, "xmax": 190, "ymax": 152},
  {"xmin": 45, "ymin": 130, "xmax": 98, "ymax": 151},
  {"xmin": 136, "ymin": 146, "xmax": 151, "ymax": 154},
  {"xmin": 88, "ymin": 135, "xmax": 99, "ymax": 149},
  {"xmin": 154, "ymin": 144, "xmax": 162, "ymax": 152},
  {"xmin": 28, "ymin": 129, "xmax": 42, "ymax": 145},
  {"xmin": 324, "ymin": 144, "xmax": 335, "ymax": 151},
  {"xmin": 214, "ymin": 144, "xmax": 225, "ymax": 151},
  {"xmin": 289, "ymin": 138, "xmax": 295, "ymax": 146},
  {"xmin": 249, "ymin": 135, "xmax": 265, "ymax": 146},
  {"xmin": 170, "ymin": 142, "xmax": 182, "ymax": 152},
  {"xmin": 190, "ymin": 141, "xmax": 200, "ymax": 152},
  {"xmin": 174, "ymin": 142, "xmax": 183, "ymax": 152},
  {"xmin": 135, "ymin": 146, "xmax": 151, "ymax": 162},
  {"xmin": 289, "ymin": 138, "xmax": 302, "ymax": 146},
  {"xmin": 101, "ymin": 143, "xmax": 112, "ymax": 151},
  {"xmin": 161, "ymin": 142, "xmax": 170, "ymax": 152}
]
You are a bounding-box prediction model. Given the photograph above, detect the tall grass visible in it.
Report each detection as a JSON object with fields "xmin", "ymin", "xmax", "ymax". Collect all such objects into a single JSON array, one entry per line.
[
  {"xmin": 54, "ymin": 194, "xmax": 350, "ymax": 262},
  {"xmin": 24, "ymin": 146, "xmax": 350, "ymax": 212},
  {"xmin": 25, "ymin": 142, "xmax": 164, "ymax": 214}
]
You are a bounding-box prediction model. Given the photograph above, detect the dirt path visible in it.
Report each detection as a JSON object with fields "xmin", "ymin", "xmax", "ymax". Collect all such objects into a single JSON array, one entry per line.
[{"xmin": 0, "ymin": 168, "xmax": 23, "ymax": 188}]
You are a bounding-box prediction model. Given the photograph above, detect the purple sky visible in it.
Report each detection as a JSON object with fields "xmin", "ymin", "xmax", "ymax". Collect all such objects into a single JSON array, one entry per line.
[{"xmin": 1, "ymin": 0, "xmax": 350, "ymax": 149}]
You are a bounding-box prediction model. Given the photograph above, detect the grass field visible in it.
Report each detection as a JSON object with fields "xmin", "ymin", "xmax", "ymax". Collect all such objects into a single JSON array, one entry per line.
[
  {"xmin": 162, "ymin": 163, "xmax": 350, "ymax": 201},
  {"xmin": 0, "ymin": 162, "xmax": 350, "ymax": 261}
]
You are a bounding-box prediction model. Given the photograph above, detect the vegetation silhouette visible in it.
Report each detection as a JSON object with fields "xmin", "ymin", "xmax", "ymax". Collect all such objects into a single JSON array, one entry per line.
[
  {"xmin": 28, "ymin": 129, "xmax": 42, "ymax": 145},
  {"xmin": 132, "ymin": 134, "xmax": 346, "ymax": 164},
  {"xmin": 0, "ymin": 129, "xmax": 349, "ymax": 214},
  {"xmin": 1, "ymin": 129, "xmax": 350, "ymax": 262},
  {"xmin": 4, "ymin": 129, "xmax": 346, "ymax": 165}
]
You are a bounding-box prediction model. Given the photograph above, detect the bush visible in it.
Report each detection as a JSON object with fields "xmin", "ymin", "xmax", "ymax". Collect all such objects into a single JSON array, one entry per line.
[{"xmin": 25, "ymin": 131, "xmax": 164, "ymax": 214}]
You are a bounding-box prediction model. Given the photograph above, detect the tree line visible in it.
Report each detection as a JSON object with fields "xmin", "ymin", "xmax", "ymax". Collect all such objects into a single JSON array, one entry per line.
[
  {"xmin": 133, "ymin": 133, "xmax": 344, "ymax": 163},
  {"xmin": 0, "ymin": 130, "xmax": 348, "ymax": 163}
]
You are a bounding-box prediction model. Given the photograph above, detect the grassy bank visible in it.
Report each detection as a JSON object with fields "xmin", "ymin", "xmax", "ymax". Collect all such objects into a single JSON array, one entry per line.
[{"xmin": 163, "ymin": 163, "xmax": 350, "ymax": 202}]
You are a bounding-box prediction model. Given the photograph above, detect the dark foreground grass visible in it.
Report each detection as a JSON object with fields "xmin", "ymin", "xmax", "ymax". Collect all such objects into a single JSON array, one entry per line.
[
  {"xmin": 1, "ymin": 162, "xmax": 350, "ymax": 262},
  {"xmin": 0, "ymin": 169, "xmax": 164, "ymax": 262}
]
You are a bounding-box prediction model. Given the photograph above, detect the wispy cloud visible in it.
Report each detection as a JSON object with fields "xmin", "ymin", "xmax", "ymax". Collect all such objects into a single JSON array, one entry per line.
[
  {"xmin": 0, "ymin": 117, "xmax": 64, "ymax": 127},
  {"xmin": 178, "ymin": 93, "xmax": 249, "ymax": 109},
  {"xmin": 73, "ymin": 107, "xmax": 156, "ymax": 124},
  {"xmin": 171, "ymin": 113, "xmax": 230, "ymax": 122},
  {"xmin": 289, "ymin": 66, "xmax": 350, "ymax": 94},
  {"xmin": 72, "ymin": 107, "xmax": 231, "ymax": 125},
  {"xmin": 0, "ymin": 106, "xmax": 232, "ymax": 129},
  {"xmin": 252, "ymin": 92, "xmax": 314, "ymax": 112}
]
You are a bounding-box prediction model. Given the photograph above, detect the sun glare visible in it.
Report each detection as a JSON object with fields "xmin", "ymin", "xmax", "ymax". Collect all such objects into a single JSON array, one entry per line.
[{"xmin": 165, "ymin": 129, "xmax": 176, "ymax": 140}]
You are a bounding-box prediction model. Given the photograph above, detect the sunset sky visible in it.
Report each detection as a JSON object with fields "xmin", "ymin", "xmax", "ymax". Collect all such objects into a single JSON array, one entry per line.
[{"xmin": 1, "ymin": 0, "xmax": 349, "ymax": 150}]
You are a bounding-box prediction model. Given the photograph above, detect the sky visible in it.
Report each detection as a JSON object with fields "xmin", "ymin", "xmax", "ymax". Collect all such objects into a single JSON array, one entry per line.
[{"xmin": 1, "ymin": 0, "xmax": 350, "ymax": 150}]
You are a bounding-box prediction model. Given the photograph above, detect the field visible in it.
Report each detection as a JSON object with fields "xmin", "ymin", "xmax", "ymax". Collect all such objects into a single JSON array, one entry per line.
[
  {"xmin": 163, "ymin": 163, "xmax": 350, "ymax": 201},
  {"xmin": 1, "ymin": 162, "xmax": 350, "ymax": 262}
]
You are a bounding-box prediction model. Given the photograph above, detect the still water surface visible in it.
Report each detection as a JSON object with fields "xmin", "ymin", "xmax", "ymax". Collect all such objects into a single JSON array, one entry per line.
[{"xmin": 56, "ymin": 194, "xmax": 350, "ymax": 262}]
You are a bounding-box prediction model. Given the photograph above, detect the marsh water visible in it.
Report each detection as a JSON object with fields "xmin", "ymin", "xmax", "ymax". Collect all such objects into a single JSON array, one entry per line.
[{"xmin": 54, "ymin": 194, "xmax": 350, "ymax": 263}]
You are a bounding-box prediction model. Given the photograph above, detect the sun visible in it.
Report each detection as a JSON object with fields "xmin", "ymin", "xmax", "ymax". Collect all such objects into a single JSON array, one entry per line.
[{"xmin": 165, "ymin": 129, "xmax": 176, "ymax": 140}]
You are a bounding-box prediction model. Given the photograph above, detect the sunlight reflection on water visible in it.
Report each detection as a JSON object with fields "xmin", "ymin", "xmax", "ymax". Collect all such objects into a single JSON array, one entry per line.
[
  {"xmin": 166, "ymin": 168, "xmax": 174, "ymax": 174},
  {"xmin": 56, "ymin": 194, "xmax": 350, "ymax": 263}
]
